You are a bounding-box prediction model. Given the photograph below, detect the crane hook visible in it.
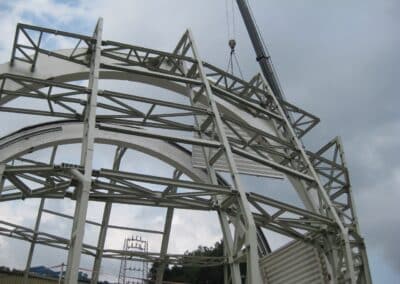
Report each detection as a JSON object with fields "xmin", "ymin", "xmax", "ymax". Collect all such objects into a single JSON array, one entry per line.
[{"xmin": 229, "ymin": 39, "xmax": 236, "ymax": 54}]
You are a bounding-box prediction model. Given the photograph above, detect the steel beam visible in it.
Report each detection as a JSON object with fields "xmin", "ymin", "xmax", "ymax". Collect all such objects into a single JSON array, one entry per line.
[
  {"xmin": 64, "ymin": 18, "xmax": 103, "ymax": 284},
  {"xmin": 155, "ymin": 170, "xmax": 180, "ymax": 284},
  {"xmin": 0, "ymin": 18, "xmax": 370, "ymax": 283},
  {"xmin": 0, "ymin": 219, "xmax": 227, "ymax": 267},
  {"xmin": 186, "ymin": 29, "xmax": 263, "ymax": 283},
  {"xmin": 23, "ymin": 198, "xmax": 45, "ymax": 283},
  {"xmin": 90, "ymin": 146, "xmax": 125, "ymax": 284},
  {"xmin": 180, "ymin": 49, "xmax": 242, "ymax": 284},
  {"xmin": 0, "ymin": 163, "xmax": 5, "ymax": 195},
  {"xmin": 259, "ymin": 75, "xmax": 356, "ymax": 282}
]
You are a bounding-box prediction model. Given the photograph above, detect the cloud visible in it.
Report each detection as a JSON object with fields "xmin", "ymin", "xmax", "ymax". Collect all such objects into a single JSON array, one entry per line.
[
  {"xmin": 0, "ymin": 0, "xmax": 398, "ymax": 282},
  {"xmin": 357, "ymin": 167, "xmax": 400, "ymax": 271},
  {"xmin": 346, "ymin": 120, "xmax": 400, "ymax": 273}
]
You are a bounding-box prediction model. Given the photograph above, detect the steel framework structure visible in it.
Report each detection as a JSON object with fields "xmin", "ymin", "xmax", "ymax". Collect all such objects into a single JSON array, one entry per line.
[{"xmin": 0, "ymin": 18, "xmax": 371, "ymax": 284}]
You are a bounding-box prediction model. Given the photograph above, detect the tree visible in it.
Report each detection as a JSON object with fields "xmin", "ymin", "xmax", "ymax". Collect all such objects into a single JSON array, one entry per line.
[{"xmin": 149, "ymin": 240, "xmax": 224, "ymax": 284}]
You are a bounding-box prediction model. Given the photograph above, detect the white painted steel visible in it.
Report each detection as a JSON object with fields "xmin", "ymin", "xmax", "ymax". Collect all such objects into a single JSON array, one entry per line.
[
  {"xmin": 192, "ymin": 115, "xmax": 284, "ymax": 178},
  {"xmin": 0, "ymin": 122, "xmax": 209, "ymax": 183},
  {"xmin": 0, "ymin": 48, "xmax": 311, "ymax": 203},
  {"xmin": 64, "ymin": 18, "xmax": 103, "ymax": 283},
  {"xmin": 0, "ymin": 20, "xmax": 370, "ymax": 283}
]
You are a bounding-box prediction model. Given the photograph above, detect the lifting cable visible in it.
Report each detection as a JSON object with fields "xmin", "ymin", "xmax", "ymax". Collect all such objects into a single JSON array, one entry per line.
[{"xmin": 225, "ymin": 0, "xmax": 244, "ymax": 79}]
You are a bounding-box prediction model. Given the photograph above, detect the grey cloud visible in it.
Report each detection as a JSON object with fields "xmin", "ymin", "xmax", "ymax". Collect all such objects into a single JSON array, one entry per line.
[{"xmin": 0, "ymin": 0, "xmax": 398, "ymax": 282}]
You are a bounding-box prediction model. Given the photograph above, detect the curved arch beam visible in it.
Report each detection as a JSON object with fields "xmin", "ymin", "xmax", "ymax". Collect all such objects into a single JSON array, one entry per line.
[
  {"xmin": 0, "ymin": 22, "xmax": 366, "ymax": 284},
  {"xmin": 0, "ymin": 49, "xmax": 317, "ymax": 211},
  {"xmin": 0, "ymin": 121, "xmax": 210, "ymax": 183},
  {"xmin": 0, "ymin": 121, "xmax": 332, "ymax": 238}
]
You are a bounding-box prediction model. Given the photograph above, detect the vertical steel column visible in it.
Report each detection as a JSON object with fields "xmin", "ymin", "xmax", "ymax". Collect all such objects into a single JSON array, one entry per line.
[
  {"xmin": 58, "ymin": 263, "xmax": 65, "ymax": 284},
  {"xmin": 217, "ymin": 210, "xmax": 241, "ymax": 284},
  {"xmin": 24, "ymin": 145, "xmax": 57, "ymax": 283},
  {"xmin": 181, "ymin": 56, "xmax": 241, "ymax": 284},
  {"xmin": 0, "ymin": 164, "xmax": 5, "ymax": 195},
  {"xmin": 193, "ymin": 118, "xmax": 241, "ymax": 284},
  {"xmin": 91, "ymin": 147, "xmax": 126, "ymax": 284},
  {"xmin": 64, "ymin": 18, "xmax": 103, "ymax": 284},
  {"xmin": 337, "ymin": 137, "xmax": 372, "ymax": 284},
  {"xmin": 23, "ymin": 198, "xmax": 45, "ymax": 283},
  {"xmin": 259, "ymin": 74, "xmax": 356, "ymax": 283},
  {"xmin": 155, "ymin": 170, "xmax": 180, "ymax": 284},
  {"xmin": 187, "ymin": 30, "xmax": 262, "ymax": 283},
  {"xmin": 90, "ymin": 202, "xmax": 111, "ymax": 283},
  {"xmin": 235, "ymin": 0, "xmax": 357, "ymax": 279}
]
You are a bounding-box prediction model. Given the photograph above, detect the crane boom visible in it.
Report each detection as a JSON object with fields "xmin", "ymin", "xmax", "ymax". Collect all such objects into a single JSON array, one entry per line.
[{"xmin": 236, "ymin": 0, "xmax": 285, "ymax": 101}]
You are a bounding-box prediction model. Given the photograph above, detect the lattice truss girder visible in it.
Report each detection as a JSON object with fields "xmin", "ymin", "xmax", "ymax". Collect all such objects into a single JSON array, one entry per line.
[
  {"xmin": 4, "ymin": 25, "xmax": 322, "ymax": 183},
  {"xmin": 0, "ymin": 73, "xmax": 316, "ymax": 183},
  {"xmin": 0, "ymin": 219, "xmax": 225, "ymax": 267},
  {"xmin": 9, "ymin": 23, "xmax": 319, "ymax": 135},
  {"xmin": 0, "ymin": 162, "xmax": 334, "ymax": 234},
  {"xmin": 308, "ymin": 137, "xmax": 368, "ymax": 280},
  {"xmin": 0, "ymin": 21, "xmax": 370, "ymax": 283}
]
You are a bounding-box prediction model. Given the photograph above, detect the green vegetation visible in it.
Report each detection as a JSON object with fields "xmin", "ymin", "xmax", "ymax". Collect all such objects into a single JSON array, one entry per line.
[{"xmin": 149, "ymin": 241, "xmax": 225, "ymax": 284}]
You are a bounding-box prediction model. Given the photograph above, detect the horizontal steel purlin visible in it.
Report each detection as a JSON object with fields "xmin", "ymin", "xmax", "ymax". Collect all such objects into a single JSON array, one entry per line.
[
  {"xmin": 95, "ymin": 168, "xmax": 232, "ymax": 193},
  {"xmin": 97, "ymin": 124, "xmax": 221, "ymax": 148},
  {"xmin": 0, "ymin": 190, "xmax": 330, "ymax": 243},
  {"xmin": 0, "ymin": 18, "xmax": 369, "ymax": 284},
  {"xmin": 0, "ymin": 219, "xmax": 226, "ymax": 267},
  {"xmin": 1, "ymin": 165, "xmax": 334, "ymax": 240},
  {"xmin": 0, "ymin": 73, "xmax": 209, "ymax": 131},
  {"xmin": 9, "ymin": 22, "xmax": 318, "ymax": 139},
  {"xmin": 42, "ymin": 208, "xmax": 164, "ymax": 235},
  {"xmin": 1, "ymin": 164, "xmax": 231, "ymax": 191}
]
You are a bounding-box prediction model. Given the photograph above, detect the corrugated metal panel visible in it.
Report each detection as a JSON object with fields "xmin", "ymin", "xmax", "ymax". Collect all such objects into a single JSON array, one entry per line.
[
  {"xmin": 260, "ymin": 241, "xmax": 327, "ymax": 284},
  {"xmin": 192, "ymin": 115, "xmax": 284, "ymax": 178}
]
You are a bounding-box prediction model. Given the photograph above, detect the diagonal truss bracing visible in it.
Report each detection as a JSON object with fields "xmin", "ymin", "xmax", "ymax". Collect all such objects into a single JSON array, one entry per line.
[
  {"xmin": 0, "ymin": 20, "xmax": 371, "ymax": 284},
  {"xmin": 0, "ymin": 163, "xmax": 333, "ymax": 240}
]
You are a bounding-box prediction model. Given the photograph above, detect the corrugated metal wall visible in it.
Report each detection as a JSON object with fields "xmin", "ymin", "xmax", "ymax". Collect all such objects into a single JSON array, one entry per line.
[
  {"xmin": 192, "ymin": 114, "xmax": 283, "ymax": 178},
  {"xmin": 260, "ymin": 241, "xmax": 327, "ymax": 284}
]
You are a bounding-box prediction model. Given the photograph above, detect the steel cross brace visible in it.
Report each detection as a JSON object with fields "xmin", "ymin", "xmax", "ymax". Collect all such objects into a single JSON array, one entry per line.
[
  {"xmin": 256, "ymin": 74, "xmax": 357, "ymax": 283},
  {"xmin": 179, "ymin": 29, "xmax": 263, "ymax": 283},
  {"xmin": 155, "ymin": 170, "xmax": 182, "ymax": 283},
  {"xmin": 0, "ymin": 19, "xmax": 370, "ymax": 283},
  {"xmin": 11, "ymin": 23, "xmax": 93, "ymax": 69},
  {"xmin": 176, "ymin": 39, "xmax": 242, "ymax": 283},
  {"xmin": 8, "ymin": 22, "xmax": 319, "ymax": 140},
  {"xmin": 310, "ymin": 137, "xmax": 372, "ymax": 283},
  {"xmin": 90, "ymin": 146, "xmax": 126, "ymax": 284},
  {"xmin": 0, "ymin": 160, "xmax": 335, "ymax": 239},
  {"xmin": 22, "ymin": 145, "xmax": 57, "ymax": 283},
  {"xmin": 0, "ymin": 73, "xmax": 211, "ymax": 133},
  {"xmin": 0, "ymin": 219, "xmax": 227, "ymax": 267}
]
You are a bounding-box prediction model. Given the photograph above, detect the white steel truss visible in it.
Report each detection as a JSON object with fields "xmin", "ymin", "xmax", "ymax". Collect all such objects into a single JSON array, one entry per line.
[{"xmin": 0, "ymin": 19, "xmax": 371, "ymax": 284}]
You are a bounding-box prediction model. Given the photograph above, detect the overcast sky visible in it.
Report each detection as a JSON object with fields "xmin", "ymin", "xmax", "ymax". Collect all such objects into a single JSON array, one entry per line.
[{"xmin": 0, "ymin": 0, "xmax": 398, "ymax": 283}]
